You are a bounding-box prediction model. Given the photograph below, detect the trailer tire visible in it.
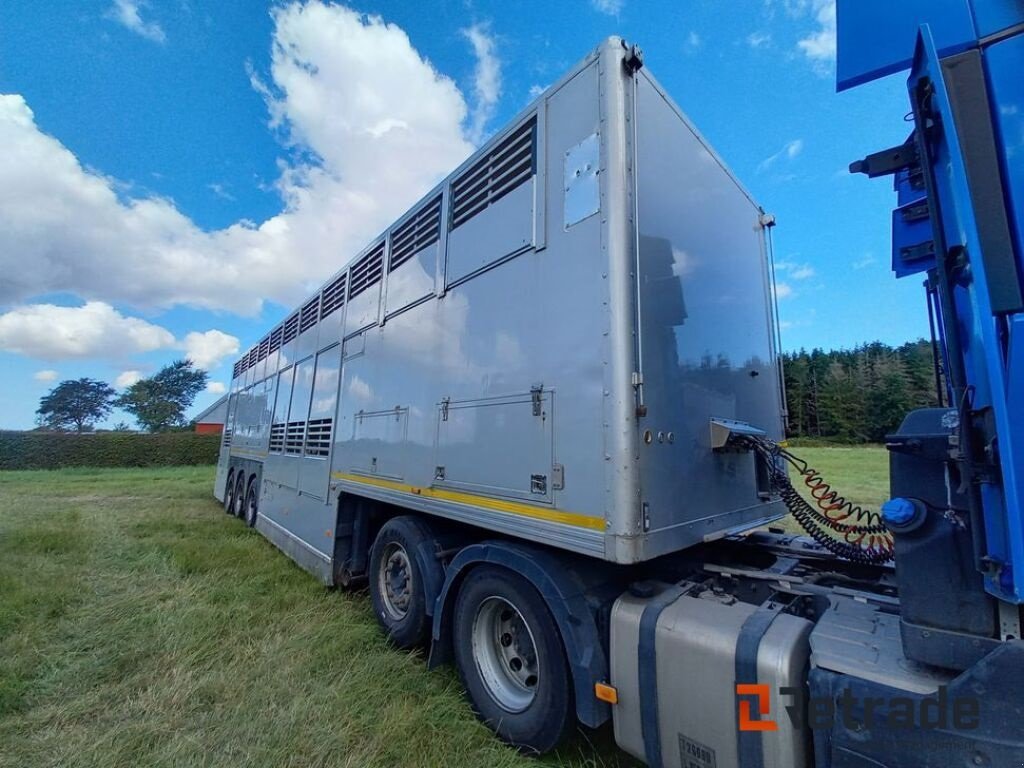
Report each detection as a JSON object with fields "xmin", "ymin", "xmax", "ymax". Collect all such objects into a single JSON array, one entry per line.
[
  {"xmin": 369, "ymin": 516, "xmax": 436, "ymax": 649},
  {"xmin": 243, "ymin": 479, "xmax": 259, "ymax": 528},
  {"xmin": 452, "ymin": 565, "xmax": 572, "ymax": 754},
  {"xmin": 224, "ymin": 470, "xmax": 236, "ymax": 514},
  {"xmin": 232, "ymin": 473, "xmax": 247, "ymax": 519}
]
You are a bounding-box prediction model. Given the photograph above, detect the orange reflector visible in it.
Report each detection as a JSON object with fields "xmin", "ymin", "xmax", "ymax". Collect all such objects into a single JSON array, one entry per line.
[{"xmin": 594, "ymin": 682, "xmax": 618, "ymax": 704}]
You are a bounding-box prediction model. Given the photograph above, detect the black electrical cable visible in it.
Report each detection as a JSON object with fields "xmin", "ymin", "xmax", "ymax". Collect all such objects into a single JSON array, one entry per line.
[{"xmin": 739, "ymin": 436, "xmax": 894, "ymax": 565}]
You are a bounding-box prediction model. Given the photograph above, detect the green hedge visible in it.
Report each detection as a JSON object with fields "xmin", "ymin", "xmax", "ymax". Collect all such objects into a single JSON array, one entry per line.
[{"xmin": 0, "ymin": 431, "xmax": 221, "ymax": 470}]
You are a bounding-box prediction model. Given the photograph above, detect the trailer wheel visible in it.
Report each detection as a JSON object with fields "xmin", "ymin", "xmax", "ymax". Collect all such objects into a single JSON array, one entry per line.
[
  {"xmin": 243, "ymin": 479, "xmax": 259, "ymax": 528},
  {"xmin": 452, "ymin": 565, "xmax": 572, "ymax": 754},
  {"xmin": 232, "ymin": 473, "xmax": 247, "ymax": 518},
  {"xmin": 368, "ymin": 516, "xmax": 437, "ymax": 649},
  {"xmin": 224, "ymin": 470, "xmax": 236, "ymax": 514}
]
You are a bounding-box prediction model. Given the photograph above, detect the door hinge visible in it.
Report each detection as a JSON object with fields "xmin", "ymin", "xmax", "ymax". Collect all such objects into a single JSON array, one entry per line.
[
  {"xmin": 552, "ymin": 463, "xmax": 565, "ymax": 491},
  {"xmin": 632, "ymin": 372, "xmax": 647, "ymax": 417}
]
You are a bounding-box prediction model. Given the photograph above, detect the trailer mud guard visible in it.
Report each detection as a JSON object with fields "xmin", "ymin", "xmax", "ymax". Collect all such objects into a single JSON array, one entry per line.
[{"xmin": 428, "ymin": 541, "xmax": 612, "ymax": 728}]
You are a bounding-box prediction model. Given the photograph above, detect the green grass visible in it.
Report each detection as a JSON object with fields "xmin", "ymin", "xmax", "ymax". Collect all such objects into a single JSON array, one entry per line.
[
  {"xmin": 0, "ymin": 466, "xmax": 627, "ymax": 768},
  {"xmin": 786, "ymin": 444, "xmax": 889, "ymax": 510},
  {"xmin": 0, "ymin": 449, "xmax": 889, "ymax": 767},
  {"xmin": 778, "ymin": 444, "xmax": 890, "ymax": 535}
]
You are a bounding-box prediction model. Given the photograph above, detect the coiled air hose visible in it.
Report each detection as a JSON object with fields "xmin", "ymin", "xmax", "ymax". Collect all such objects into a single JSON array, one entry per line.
[{"xmin": 738, "ymin": 436, "xmax": 894, "ymax": 565}]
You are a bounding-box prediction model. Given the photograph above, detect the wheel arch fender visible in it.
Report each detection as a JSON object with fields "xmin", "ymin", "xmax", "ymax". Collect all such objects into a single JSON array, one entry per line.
[{"xmin": 427, "ymin": 540, "xmax": 611, "ymax": 728}]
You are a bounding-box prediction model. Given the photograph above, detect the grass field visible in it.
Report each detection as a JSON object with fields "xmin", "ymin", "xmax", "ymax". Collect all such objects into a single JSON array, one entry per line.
[{"xmin": 0, "ymin": 447, "xmax": 888, "ymax": 768}]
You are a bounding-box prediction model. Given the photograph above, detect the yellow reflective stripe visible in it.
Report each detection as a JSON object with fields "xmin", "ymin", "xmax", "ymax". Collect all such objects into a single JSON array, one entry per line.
[
  {"xmin": 331, "ymin": 472, "xmax": 605, "ymax": 531},
  {"xmin": 230, "ymin": 448, "xmax": 268, "ymax": 459}
]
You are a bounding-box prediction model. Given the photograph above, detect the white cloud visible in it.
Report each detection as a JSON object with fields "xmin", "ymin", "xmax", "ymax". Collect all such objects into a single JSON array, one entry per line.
[
  {"xmin": 179, "ymin": 329, "xmax": 239, "ymax": 370},
  {"xmin": 758, "ymin": 139, "xmax": 804, "ymax": 173},
  {"xmin": 0, "ymin": 301, "xmax": 239, "ymax": 370},
  {"xmin": 116, "ymin": 370, "xmax": 143, "ymax": 388},
  {"xmin": 775, "ymin": 259, "xmax": 815, "ymax": 280},
  {"xmin": 462, "ymin": 24, "xmax": 502, "ymax": 144},
  {"xmin": 528, "ymin": 84, "xmax": 546, "ymax": 100},
  {"xmin": 774, "ymin": 282, "xmax": 794, "ymax": 300},
  {"xmin": 853, "ymin": 254, "xmax": 878, "ymax": 270},
  {"xmin": 347, "ymin": 374, "xmax": 375, "ymax": 404},
  {"xmin": 0, "ymin": 302, "xmax": 174, "ymax": 360},
  {"xmin": 590, "ymin": 0, "xmax": 623, "ymax": 15},
  {"xmin": 206, "ymin": 182, "xmax": 234, "ymax": 201},
  {"xmin": 747, "ymin": 31, "xmax": 771, "ymax": 48},
  {"xmin": 0, "ymin": 2, "xmax": 476, "ymax": 316},
  {"xmin": 685, "ymin": 31, "xmax": 702, "ymax": 51},
  {"xmin": 108, "ymin": 0, "xmax": 166, "ymax": 43},
  {"xmin": 206, "ymin": 381, "xmax": 227, "ymax": 394},
  {"xmin": 33, "ymin": 369, "xmax": 58, "ymax": 383},
  {"xmin": 790, "ymin": 265, "xmax": 815, "ymax": 280},
  {"xmin": 797, "ymin": 0, "xmax": 836, "ymax": 70}
]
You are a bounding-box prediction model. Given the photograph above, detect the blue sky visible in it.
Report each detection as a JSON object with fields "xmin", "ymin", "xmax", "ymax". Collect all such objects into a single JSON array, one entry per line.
[{"xmin": 0, "ymin": 0, "xmax": 923, "ymax": 430}]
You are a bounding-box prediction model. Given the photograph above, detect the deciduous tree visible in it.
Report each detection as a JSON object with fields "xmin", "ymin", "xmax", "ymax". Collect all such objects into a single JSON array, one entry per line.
[
  {"xmin": 36, "ymin": 378, "xmax": 115, "ymax": 432},
  {"xmin": 116, "ymin": 360, "xmax": 208, "ymax": 432}
]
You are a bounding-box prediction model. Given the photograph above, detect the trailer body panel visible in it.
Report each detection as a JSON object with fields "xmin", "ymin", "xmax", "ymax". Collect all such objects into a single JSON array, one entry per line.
[{"xmin": 217, "ymin": 39, "xmax": 784, "ymax": 574}]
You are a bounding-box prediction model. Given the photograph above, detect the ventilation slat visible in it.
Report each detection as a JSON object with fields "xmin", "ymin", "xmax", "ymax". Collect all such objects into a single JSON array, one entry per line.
[
  {"xmin": 450, "ymin": 118, "xmax": 536, "ymax": 230},
  {"xmin": 222, "ymin": 428, "xmax": 233, "ymax": 448},
  {"xmin": 284, "ymin": 421, "xmax": 305, "ymax": 454},
  {"xmin": 303, "ymin": 418, "xmax": 333, "ymax": 457},
  {"xmin": 268, "ymin": 423, "xmax": 285, "ymax": 454},
  {"xmin": 321, "ymin": 273, "xmax": 347, "ymax": 319},
  {"xmin": 282, "ymin": 313, "xmax": 300, "ymax": 344},
  {"xmin": 349, "ymin": 243, "xmax": 384, "ymax": 298},
  {"xmin": 451, "ymin": 127, "xmax": 533, "ymax": 197},
  {"xmin": 452, "ymin": 154, "xmax": 533, "ymax": 220},
  {"xmin": 452, "ymin": 132, "xmax": 533, "ymax": 201},
  {"xmin": 257, "ymin": 337, "xmax": 270, "ymax": 361},
  {"xmin": 268, "ymin": 327, "xmax": 283, "ymax": 353},
  {"xmin": 389, "ymin": 196, "xmax": 442, "ymax": 272},
  {"xmin": 300, "ymin": 296, "xmax": 320, "ymax": 334}
]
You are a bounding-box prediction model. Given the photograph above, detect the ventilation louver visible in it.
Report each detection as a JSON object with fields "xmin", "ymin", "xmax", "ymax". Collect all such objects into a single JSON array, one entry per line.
[
  {"xmin": 304, "ymin": 418, "xmax": 333, "ymax": 457},
  {"xmin": 390, "ymin": 196, "xmax": 442, "ymax": 272},
  {"xmin": 300, "ymin": 296, "xmax": 320, "ymax": 334},
  {"xmin": 269, "ymin": 423, "xmax": 285, "ymax": 454},
  {"xmin": 257, "ymin": 336, "xmax": 270, "ymax": 361},
  {"xmin": 349, "ymin": 242, "xmax": 384, "ymax": 299},
  {"xmin": 451, "ymin": 118, "xmax": 536, "ymax": 230},
  {"xmin": 321, "ymin": 273, "xmax": 347, "ymax": 319},
  {"xmin": 282, "ymin": 313, "xmax": 300, "ymax": 345},
  {"xmin": 268, "ymin": 326, "xmax": 282, "ymax": 353},
  {"xmin": 222, "ymin": 428, "xmax": 232, "ymax": 448},
  {"xmin": 285, "ymin": 421, "xmax": 305, "ymax": 454}
]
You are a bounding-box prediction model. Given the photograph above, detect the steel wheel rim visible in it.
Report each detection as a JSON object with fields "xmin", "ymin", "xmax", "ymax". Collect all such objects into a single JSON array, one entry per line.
[
  {"xmin": 246, "ymin": 490, "xmax": 257, "ymax": 525},
  {"xmin": 471, "ymin": 596, "xmax": 539, "ymax": 713},
  {"xmin": 378, "ymin": 542, "xmax": 413, "ymax": 621},
  {"xmin": 234, "ymin": 482, "xmax": 245, "ymax": 516}
]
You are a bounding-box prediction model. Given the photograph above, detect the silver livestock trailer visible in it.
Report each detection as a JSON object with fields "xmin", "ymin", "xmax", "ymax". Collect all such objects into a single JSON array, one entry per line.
[{"xmin": 216, "ymin": 37, "xmax": 790, "ymax": 758}]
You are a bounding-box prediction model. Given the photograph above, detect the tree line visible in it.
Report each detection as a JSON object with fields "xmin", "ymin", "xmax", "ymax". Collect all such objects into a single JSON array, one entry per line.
[
  {"xmin": 782, "ymin": 339, "xmax": 942, "ymax": 443},
  {"xmin": 36, "ymin": 360, "xmax": 208, "ymax": 433}
]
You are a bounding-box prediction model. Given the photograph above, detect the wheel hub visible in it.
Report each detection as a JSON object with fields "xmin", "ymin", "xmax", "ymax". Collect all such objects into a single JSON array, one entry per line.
[
  {"xmin": 471, "ymin": 596, "xmax": 539, "ymax": 713},
  {"xmin": 378, "ymin": 543, "xmax": 412, "ymax": 620}
]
